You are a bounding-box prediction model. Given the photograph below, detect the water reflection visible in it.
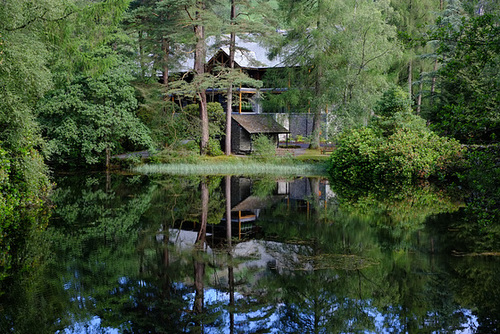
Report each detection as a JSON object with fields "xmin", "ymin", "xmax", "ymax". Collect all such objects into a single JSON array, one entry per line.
[{"xmin": 1, "ymin": 174, "xmax": 499, "ymax": 333}]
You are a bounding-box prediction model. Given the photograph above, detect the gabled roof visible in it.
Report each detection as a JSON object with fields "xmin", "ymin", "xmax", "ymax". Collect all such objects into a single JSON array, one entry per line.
[
  {"xmin": 231, "ymin": 195, "xmax": 285, "ymax": 211},
  {"xmin": 219, "ymin": 36, "xmax": 284, "ymax": 69},
  {"xmin": 176, "ymin": 35, "xmax": 285, "ymax": 72},
  {"xmin": 232, "ymin": 114, "xmax": 290, "ymax": 134}
]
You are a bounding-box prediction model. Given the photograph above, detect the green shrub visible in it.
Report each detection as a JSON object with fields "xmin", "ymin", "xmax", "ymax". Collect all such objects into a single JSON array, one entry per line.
[
  {"xmin": 134, "ymin": 81, "xmax": 181, "ymax": 147},
  {"xmin": 183, "ymin": 102, "xmax": 226, "ymax": 139},
  {"xmin": 207, "ymin": 138, "xmax": 224, "ymax": 156},
  {"xmin": 252, "ymin": 135, "xmax": 276, "ymax": 161},
  {"xmin": 121, "ymin": 155, "xmax": 142, "ymax": 169},
  {"xmin": 328, "ymin": 111, "xmax": 464, "ymax": 183},
  {"xmin": 327, "ymin": 127, "xmax": 382, "ymax": 183},
  {"xmin": 374, "ymin": 84, "xmax": 412, "ymax": 117}
]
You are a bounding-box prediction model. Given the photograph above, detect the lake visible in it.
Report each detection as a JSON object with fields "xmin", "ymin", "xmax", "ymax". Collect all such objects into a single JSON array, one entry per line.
[{"xmin": 1, "ymin": 173, "xmax": 499, "ymax": 333}]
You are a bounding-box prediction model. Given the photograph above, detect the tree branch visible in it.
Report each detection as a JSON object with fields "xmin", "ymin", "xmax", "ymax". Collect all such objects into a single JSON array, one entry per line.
[
  {"xmin": 184, "ymin": 6, "xmax": 194, "ymax": 21},
  {"xmin": 5, "ymin": 9, "xmax": 75, "ymax": 31}
]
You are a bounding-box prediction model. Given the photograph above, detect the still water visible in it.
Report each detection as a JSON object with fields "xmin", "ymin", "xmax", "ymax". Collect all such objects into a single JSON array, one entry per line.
[{"xmin": 1, "ymin": 173, "xmax": 500, "ymax": 333}]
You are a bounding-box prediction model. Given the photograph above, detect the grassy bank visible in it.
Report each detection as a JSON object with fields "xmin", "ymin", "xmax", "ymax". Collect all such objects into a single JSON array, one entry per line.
[
  {"xmin": 126, "ymin": 145, "xmax": 330, "ymax": 177},
  {"xmin": 133, "ymin": 156, "xmax": 327, "ymax": 177}
]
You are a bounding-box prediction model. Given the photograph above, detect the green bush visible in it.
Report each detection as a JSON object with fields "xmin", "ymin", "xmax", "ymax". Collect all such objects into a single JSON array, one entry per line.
[
  {"xmin": 183, "ymin": 102, "xmax": 226, "ymax": 139},
  {"xmin": 374, "ymin": 84, "xmax": 412, "ymax": 117},
  {"xmin": 134, "ymin": 82, "xmax": 181, "ymax": 147},
  {"xmin": 206, "ymin": 138, "xmax": 224, "ymax": 156},
  {"xmin": 329, "ymin": 86, "xmax": 464, "ymax": 183},
  {"xmin": 328, "ymin": 111, "xmax": 464, "ymax": 183},
  {"xmin": 252, "ymin": 135, "xmax": 276, "ymax": 161}
]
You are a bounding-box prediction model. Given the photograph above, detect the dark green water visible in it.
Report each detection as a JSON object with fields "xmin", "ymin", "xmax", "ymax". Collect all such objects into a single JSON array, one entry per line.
[{"xmin": 1, "ymin": 173, "xmax": 500, "ymax": 333}]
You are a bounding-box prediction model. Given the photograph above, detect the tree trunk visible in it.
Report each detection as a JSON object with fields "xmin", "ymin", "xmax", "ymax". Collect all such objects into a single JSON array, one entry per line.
[
  {"xmin": 430, "ymin": 59, "xmax": 437, "ymax": 104},
  {"xmin": 162, "ymin": 37, "xmax": 169, "ymax": 90},
  {"xmin": 225, "ymin": 175, "xmax": 235, "ymax": 333},
  {"xmin": 139, "ymin": 31, "xmax": 145, "ymax": 77},
  {"xmin": 225, "ymin": 0, "xmax": 236, "ymax": 155},
  {"xmin": 194, "ymin": 1, "xmax": 209, "ymax": 155},
  {"xmin": 310, "ymin": 66, "xmax": 322, "ymax": 150},
  {"xmin": 199, "ymin": 92, "xmax": 209, "ymax": 154},
  {"xmin": 430, "ymin": 0, "xmax": 444, "ymax": 106},
  {"xmin": 198, "ymin": 180, "xmax": 209, "ymax": 245},
  {"xmin": 408, "ymin": 59, "xmax": 412, "ymax": 99},
  {"xmin": 309, "ymin": 0, "xmax": 322, "ymax": 150},
  {"xmin": 416, "ymin": 69, "xmax": 423, "ymax": 114},
  {"xmin": 105, "ymin": 145, "xmax": 110, "ymax": 171},
  {"xmin": 225, "ymin": 176, "xmax": 232, "ymax": 247},
  {"xmin": 194, "ymin": 180, "xmax": 208, "ymax": 317},
  {"xmin": 226, "ymin": 86, "xmax": 233, "ymax": 155}
]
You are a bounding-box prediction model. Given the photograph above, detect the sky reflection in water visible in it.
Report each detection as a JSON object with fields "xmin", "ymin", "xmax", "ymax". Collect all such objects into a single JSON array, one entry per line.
[{"xmin": 2, "ymin": 173, "xmax": 498, "ymax": 333}]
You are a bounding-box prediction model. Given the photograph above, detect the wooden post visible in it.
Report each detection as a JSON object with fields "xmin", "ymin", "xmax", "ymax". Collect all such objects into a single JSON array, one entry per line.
[
  {"xmin": 238, "ymin": 211, "xmax": 242, "ymax": 240},
  {"xmin": 239, "ymin": 86, "xmax": 242, "ymax": 114}
]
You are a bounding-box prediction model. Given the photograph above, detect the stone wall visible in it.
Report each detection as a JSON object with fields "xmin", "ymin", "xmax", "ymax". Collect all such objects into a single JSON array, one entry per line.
[{"xmin": 271, "ymin": 113, "xmax": 333, "ymax": 141}]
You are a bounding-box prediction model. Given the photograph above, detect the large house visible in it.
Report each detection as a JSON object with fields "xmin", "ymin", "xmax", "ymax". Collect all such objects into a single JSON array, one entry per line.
[{"xmin": 169, "ymin": 35, "xmax": 329, "ymax": 152}]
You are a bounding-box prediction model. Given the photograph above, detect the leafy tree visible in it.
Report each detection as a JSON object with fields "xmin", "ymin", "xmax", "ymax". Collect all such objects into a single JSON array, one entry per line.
[
  {"xmin": 135, "ymin": 81, "xmax": 182, "ymax": 146},
  {"xmin": 38, "ymin": 66, "xmax": 154, "ymax": 167},
  {"xmin": 269, "ymin": 0, "xmax": 401, "ymax": 146},
  {"xmin": 181, "ymin": 102, "xmax": 226, "ymax": 155},
  {"xmin": 0, "ymin": 0, "xmax": 66, "ymax": 276},
  {"xmin": 43, "ymin": 0, "xmax": 132, "ymax": 85},
  {"xmin": 328, "ymin": 86, "xmax": 464, "ymax": 183},
  {"xmin": 374, "ymin": 84, "xmax": 412, "ymax": 117},
  {"xmin": 389, "ymin": 0, "xmax": 440, "ymax": 103},
  {"xmin": 191, "ymin": 0, "xmax": 212, "ymax": 155},
  {"xmin": 430, "ymin": 12, "xmax": 500, "ymax": 143},
  {"xmin": 0, "ymin": 0, "xmax": 58, "ymax": 204},
  {"xmin": 125, "ymin": 0, "xmax": 188, "ymax": 86}
]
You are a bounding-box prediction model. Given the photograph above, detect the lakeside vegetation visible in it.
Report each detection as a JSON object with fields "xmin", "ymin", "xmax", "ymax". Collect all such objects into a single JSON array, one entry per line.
[
  {"xmin": 1, "ymin": 0, "xmax": 499, "ymax": 286},
  {"xmin": 2, "ymin": 1, "xmax": 500, "ymax": 332},
  {"xmin": 134, "ymin": 161, "xmax": 327, "ymax": 177}
]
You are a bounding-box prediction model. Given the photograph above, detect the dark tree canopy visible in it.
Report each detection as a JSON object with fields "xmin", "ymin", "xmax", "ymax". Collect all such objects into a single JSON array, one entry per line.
[
  {"xmin": 38, "ymin": 66, "xmax": 154, "ymax": 166},
  {"xmin": 431, "ymin": 12, "xmax": 500, "ymax": 143}
]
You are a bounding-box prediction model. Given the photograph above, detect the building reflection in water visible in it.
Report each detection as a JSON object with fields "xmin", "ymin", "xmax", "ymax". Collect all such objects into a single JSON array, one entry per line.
[{"xmin": 167, "ymin": 176, "xmax": 334, "ymax": 249}]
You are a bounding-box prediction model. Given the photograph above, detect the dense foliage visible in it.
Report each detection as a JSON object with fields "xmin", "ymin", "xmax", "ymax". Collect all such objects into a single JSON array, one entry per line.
[
  {"xmin": 38, "ymin": 66, "xmax": 154, "ymax": 166},
  {"xmin": 0, "ymin": 0, "xmax": 60, "ymax": 277},
  {"xmin": 135, "ymin": 82, "xmax": 181, "ymax": 147},
  {"xmin": 430, "ymin": 13, "xmax": 500, "ymax": 143},
  {"xmin": 1, "ymin": 0, "xmax": 499, "ymax": 286},
  {"xmin": 267, "ymin": 0, "xmax": 401, "ymax": 147},
  {"xmin": 181, "ymin": 102, "xmax": 225, "ymax": 156},
  {"xmin": 328, "ymin": 86, "xmax": 464, "ymax": 183},
  {"xmin": 460, "ymin": 146, "xmax": 500, "ymax": 232}
]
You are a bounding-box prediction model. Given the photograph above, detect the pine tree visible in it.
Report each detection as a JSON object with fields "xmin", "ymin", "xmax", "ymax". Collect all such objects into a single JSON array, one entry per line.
[
  {"xmin": 270, "ymin": 0, "xmax": 400, "ymax": 146},
  {"xmin": 220, "ymin": 0, "xmax": 277, "ymax": 154}
]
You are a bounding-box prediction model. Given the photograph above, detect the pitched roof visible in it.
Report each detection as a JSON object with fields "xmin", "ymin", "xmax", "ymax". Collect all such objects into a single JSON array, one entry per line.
[
  {"xmin": 219, "ymin": 36, "xmax": 284, "ymax": 69},
  {"xmin": 232, "ymin": 114, "xmax": 290, "ymax": 134},
  {"xmin": 175, "ymin": 35, "xmax": 286, "ymax": 72},
  {"xmin": 231, "ymin": 195, "xmax": 285, "ymax": 211}
]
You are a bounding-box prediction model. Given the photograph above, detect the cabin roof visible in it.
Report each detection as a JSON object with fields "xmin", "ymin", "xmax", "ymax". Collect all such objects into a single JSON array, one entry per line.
[
  {"xmin": 176, "ymin": 35, "xmax": 286, "ymax": 72},
  {"xmin": 218, "ymin": 36, "xmax": 284, "ymax": 69},
  {"xmin": 231, "ymin": 195, "xmax": 286, "ymax": 211},
  {"xmin": 232, "ymin": 114, "xmax": 290, "ymax": 134}
]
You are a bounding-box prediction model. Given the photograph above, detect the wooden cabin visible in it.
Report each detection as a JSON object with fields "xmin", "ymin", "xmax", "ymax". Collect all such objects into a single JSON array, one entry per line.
[{"xmin": 231, "ymin": 114, "xmax": 290, "ymax": 154}]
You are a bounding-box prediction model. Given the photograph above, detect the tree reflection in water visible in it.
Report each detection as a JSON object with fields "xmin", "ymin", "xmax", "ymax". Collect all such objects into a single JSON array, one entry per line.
[{"xmin": 1, "ymin": 173, "xmax": 499, "ymax": 333}]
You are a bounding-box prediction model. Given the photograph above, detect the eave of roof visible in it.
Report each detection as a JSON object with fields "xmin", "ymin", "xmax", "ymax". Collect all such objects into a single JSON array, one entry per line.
[
  {"xmin": 232, "ymin": 114, "xmax": 290, "ymax": 134},
  {"xmin": 231, "ymin": 195, "xmax": 286, "ymax": 211}
]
